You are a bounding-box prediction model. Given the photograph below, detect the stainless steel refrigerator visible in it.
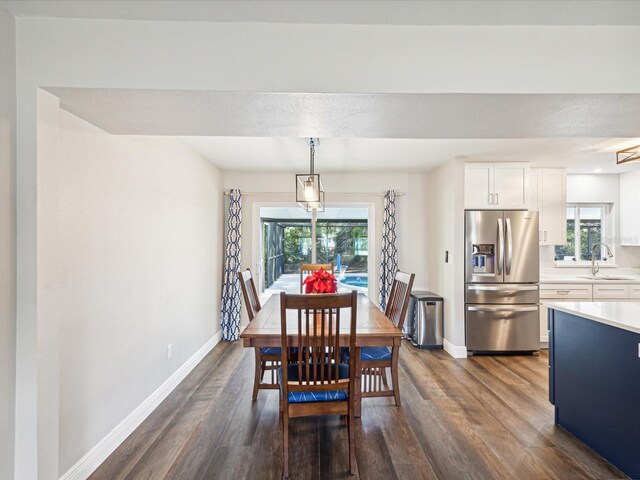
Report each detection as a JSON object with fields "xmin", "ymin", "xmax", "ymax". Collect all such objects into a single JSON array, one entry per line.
[{"xmin": 465, "ymin": 210, "xmax": 540, "ymax": 353}]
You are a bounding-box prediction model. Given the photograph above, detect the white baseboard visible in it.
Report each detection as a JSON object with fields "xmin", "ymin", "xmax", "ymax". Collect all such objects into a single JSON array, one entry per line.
[
  {"xmin": 59, "ymin": 331, "xmax": 222, "ymax": 480},
  {"xmin": 443, "ymin": 338, "xmax": 468, "ymax": 358}
]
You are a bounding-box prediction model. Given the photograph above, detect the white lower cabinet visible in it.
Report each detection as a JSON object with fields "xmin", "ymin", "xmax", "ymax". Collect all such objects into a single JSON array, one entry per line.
[
  {"xmin": 593, "ymin": 284, "xmax": 629, "ymax": 300},
  {"xmin": 539, "ymin": 304, "xmax": 549, "ymax": 343},
  {"xmin": 539, "ymin": 284, "xmax": 594, "ymax": 344},
  {"xmin": 540, "ymin": 284, "xmax": 593, "ymax": 300},
  {"xmin": 540, "ymin": 282, "xmax": 640, "ymax": 343},
  {"xmin": 629, "ymin": 285, "xmax": 640, "ymax": 299}
]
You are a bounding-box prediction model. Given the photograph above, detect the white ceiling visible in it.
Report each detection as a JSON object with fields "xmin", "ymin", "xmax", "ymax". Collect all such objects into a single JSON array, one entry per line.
[
  {"xmin": 175, "ymin": 136, "xmax": 639, "ymax": 174},
  {"xmin": 3, "ymin": 1, "xmax": 640, "ymax": 25}
]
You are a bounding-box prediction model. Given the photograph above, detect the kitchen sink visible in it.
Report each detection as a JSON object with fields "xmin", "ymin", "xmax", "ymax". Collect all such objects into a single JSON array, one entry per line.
[{"xmin": 577, "ymin": 275, "xmax": 635, "ymax": 281}]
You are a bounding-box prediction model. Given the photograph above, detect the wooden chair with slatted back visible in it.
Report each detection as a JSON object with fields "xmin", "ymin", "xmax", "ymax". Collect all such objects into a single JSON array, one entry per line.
[
  {"xmin": 299, "ymin": 263, "xmax": 334, "ymax": 293},
  {"xmin": 357, "ymin": 271, "xmax": 414, "ymax": 406},
  {"xmin": 278, "ymin": 291, "xmax": 358, "ymax": 479},
  {"xmin": 238, "ymin": 269, "xmax": 280, "ymax": 399}
]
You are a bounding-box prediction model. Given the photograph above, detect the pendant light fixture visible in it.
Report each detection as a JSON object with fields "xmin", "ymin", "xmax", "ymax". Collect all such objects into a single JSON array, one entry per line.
[
  {"xmin": 296, "ymin": 138, "xmax": 325, "ymax": 212},
  {"xmin": 616, "ymin": 145, "xmax": 640, "ymax": 165}
]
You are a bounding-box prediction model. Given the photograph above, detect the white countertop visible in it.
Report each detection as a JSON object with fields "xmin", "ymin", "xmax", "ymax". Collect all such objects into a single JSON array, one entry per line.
[
  {"xmin": 540, "ymin": 274, "xmax": 640, "ymax": 285},
  {"xmin": 547, "ymin": 301, "xmax": 640, "ymax": 335}
]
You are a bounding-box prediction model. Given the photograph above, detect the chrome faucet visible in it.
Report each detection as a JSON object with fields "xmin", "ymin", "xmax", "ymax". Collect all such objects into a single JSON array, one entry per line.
[{"xmin": 591, "ymin": 243, "xmax": 614, "ymax": 277}]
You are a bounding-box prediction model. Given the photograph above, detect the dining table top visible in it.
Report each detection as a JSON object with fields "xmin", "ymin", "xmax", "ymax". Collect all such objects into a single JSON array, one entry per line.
[{"xmin": 240, "ymin": 293, "xmax": 403, "ymax": 347}]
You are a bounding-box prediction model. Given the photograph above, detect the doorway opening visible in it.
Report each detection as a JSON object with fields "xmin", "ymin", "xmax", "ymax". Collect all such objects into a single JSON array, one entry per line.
[{"xmin": 259, "ymin": 206, "xmax": 369, "ymax": 295}]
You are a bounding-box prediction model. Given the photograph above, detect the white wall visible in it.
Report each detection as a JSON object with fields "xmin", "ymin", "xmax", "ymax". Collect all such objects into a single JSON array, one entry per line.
[
  {"xmin": 37, "ymin": 97, "xmax": 224, "ymax": 476},
  {"xmin": 541, "ymin": 174, "xmax": 640, "ymax": 269},
  {"xmin": 0, "ymin": 6, "xmax": 16, "ymax": 480},
  {"xmin": 567, "ymin": 174, "xmax": 619, "ymax": 204},
  {"xmin": 427, "ymin": 159, "xmax": 466, "ymax": 354}
]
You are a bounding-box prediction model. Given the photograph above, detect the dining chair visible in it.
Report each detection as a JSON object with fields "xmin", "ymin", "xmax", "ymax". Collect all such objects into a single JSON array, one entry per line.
[
  {"xmin": 299, "ymin": 263, "xmax": 334, "ymax": 293},
  {"xmin": 238, "ymin": 269, "xmax": 280, "ymax": 399},
  {"xmin": 278, "ymin": 291, "xmax": 358, "ymax": 479},
  {"xmin": 347, "ymin": 271, "xmax": 414, "ymax": 406}
]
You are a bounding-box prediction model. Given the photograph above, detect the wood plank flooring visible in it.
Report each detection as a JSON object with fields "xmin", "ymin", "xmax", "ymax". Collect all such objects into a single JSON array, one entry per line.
[{"xmin": 90, "ymin": 341, "xmax": 627, "ymax": 480}]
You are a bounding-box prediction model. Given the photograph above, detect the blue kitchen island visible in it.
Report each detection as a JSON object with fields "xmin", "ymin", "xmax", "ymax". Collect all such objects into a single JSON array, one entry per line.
[{"xmin": 548, "ymin": 302, "xmax": 640, "ymax": 479}]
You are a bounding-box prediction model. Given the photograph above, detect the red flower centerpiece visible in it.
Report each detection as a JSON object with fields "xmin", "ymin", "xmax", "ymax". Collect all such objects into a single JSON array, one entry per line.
[{"xmin": 303, "ymin": 268, "xmax": 337, "ymax": 294}]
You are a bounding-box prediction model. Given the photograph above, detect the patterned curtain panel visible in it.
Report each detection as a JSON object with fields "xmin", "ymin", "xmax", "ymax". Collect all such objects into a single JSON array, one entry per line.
[
  {"xmin": 220, "ymin": 189, "xmax": 242, "ymax": 341},
  {"xmin": 379, "ymin": 190, "xmax": 398, "ymax": 311}
]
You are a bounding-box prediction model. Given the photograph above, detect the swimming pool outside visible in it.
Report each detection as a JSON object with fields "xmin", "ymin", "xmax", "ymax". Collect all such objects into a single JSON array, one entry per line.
[
  {"xmin": 339, "ymin": 274, "xmax": 368, "ymax": 288},
  {"xmin": 265, "ymin": 272, "xmax": 369, "ymax": 296}
]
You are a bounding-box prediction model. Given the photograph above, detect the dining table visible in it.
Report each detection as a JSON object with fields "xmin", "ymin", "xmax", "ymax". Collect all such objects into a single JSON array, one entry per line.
[{"xmin": 240, "ymin": 292, "xmax": 403, "ymax": 417}]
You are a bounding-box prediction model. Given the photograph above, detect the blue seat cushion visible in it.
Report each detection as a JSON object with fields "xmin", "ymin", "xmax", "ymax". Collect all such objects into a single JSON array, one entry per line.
[
  {"xmin": 278, "ymin": 362, "xmax": 349, "ymax": 403},
  {"xmin": 361, "ymin": 346, "xmax": 392, "ymax": 360},
  {"xmin": 260, "ymin": 346, "xmax": 299, "ymax": 356},
  {"xmin": 341, "ymin": 346, "xmax": 392, "ymax": 362},
  {"xmin": 260, "ymin": 346, "xmax": 282, "ymax": 355}
]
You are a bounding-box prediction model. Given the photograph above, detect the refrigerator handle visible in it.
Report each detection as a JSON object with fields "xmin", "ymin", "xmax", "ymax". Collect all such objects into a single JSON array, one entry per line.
[
  {"xmin": 497, "ymin": 218, "xmax": 504, "ymax": 275},
  {"xmin": 467, "ymin": 305, "xmax": 538, "ymax": 313},
  {"xmin": 506, "ymin": 217, "xmax": 512, "ymax": 275}
]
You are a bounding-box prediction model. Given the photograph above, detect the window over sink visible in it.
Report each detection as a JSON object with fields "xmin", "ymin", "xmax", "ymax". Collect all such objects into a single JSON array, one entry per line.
[{"xmin": 554, "ymin": 204, "xmax": 612, "ymax": 264}]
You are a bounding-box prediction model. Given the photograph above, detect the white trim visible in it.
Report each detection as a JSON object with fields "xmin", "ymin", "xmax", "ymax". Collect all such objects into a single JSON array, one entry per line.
[
  {"xmin": 59, "ymin": 331, "xmax": 222, "ymax": 480},
  {"xmin": 225, "ymin": 191, "xmax": 405, "ymax": 197},
  {"xmin": 443, "ymin": 338, "xmax": 468, "ymax": 358},
  {"xmin": 540, "ymin": 335, "xmax": 549, "ymax": 343}
]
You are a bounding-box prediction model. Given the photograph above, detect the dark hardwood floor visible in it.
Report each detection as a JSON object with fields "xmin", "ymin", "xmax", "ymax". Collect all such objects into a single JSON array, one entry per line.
[{"xmin": 90, "ymin": 340, "xmax": 626, "ymax": 480}]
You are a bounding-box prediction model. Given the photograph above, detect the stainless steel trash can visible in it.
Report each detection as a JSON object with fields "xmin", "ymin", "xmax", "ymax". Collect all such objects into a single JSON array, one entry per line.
[{"xmin": 404, "ymin": 291, "xmax": 444, "ymax": 349}]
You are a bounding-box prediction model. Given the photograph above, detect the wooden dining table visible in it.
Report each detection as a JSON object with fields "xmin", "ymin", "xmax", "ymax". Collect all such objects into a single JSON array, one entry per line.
[{"xmin": 240, "ymin": 292, "xmax": 403, "ymax": 417}]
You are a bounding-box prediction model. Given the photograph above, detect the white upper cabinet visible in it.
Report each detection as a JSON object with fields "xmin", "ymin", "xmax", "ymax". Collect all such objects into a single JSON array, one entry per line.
[
  {"xmin": 464, "ymin": 163, "xmax": 493, "ymax": 209},
  {"xmin": 530, "ymin": 168, "xmax": 567, "ymax": 246},
  {"xmin": 620, "ymin": 169, "xmax": 640, "ymax": 246},
  {"xmin": 464, "ymin": 163, "xmax": 529, "ymax": 210}
]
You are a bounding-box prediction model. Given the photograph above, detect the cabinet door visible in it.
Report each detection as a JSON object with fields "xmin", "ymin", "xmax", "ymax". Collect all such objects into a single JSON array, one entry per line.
[
  {"xmin": 539, "ymin": 284, "xmax": 593, "ymax": 300},
  {"xmin": 493, "ymin": 164, "xmax": 529, "ymax": 209},
  {"xmin": 529, "ymin": 170, "xmax": 541, "ymax": 212},
  {"xmin": 530, "ymin": 170, "xmax": 544, "ymax": 244},
  {"xmin": 540, "ymin": 170, "xmax": 567, "ymax": 245},
  {"xmin": 593, "ymin": 284, "xmax": 629, "ymax": 300},
  {"xmin": 629, "ymin": 285, "xmax": 640, "ymax": 299},
  {"xmin": 540, "ymin": 303, "xmax": 549, "ymax": 343},
  {"xmin": 620, "ymin": 170, "xmax": 640, "ymax": 245},
  {"xmin": 465, "ymin": 163, "xmax": 493, "ymax": 209}
]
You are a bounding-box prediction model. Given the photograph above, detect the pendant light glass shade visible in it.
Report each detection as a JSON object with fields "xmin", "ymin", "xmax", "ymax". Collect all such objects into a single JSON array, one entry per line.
[
  {"xmin": 296, "ymin": 138, "xmax": 325, "ymax": 211},
  {"xmin": 300, "ymin": 188, "xmax": 325, "ymax": 212},
  {"xmin": 296, "ymin": 174, "xmax": 321, "ymax": 204}
]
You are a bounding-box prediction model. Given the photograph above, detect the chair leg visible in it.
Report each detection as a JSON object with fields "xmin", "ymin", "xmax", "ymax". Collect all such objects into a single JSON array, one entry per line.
[
  {"xmin": 252, "ymin": 349, "xmax": 261, "ymax": 400},
  {"xmin": 381, "ymin": 367, "xmax": 389, "ymax": 387},
  {"xmin": 354, "ymin": 347, "xmax": 362, "ymax": 417},
  {"xmin": 282, "ymin": 411, "xmax": 290, "ymax": 479},
  {"xmin": 391, "ymin": 347, "xmax": 401, "ymax": 406},
  {"xmin": 348, "ymin": 405, "xmax": 357, "ymax": 475}
]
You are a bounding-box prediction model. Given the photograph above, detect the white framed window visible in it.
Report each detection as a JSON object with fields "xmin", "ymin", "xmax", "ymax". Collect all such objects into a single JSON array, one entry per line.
[{"xmin": 554, "ymin": 204, "xmax": 613, "ymax": 265}]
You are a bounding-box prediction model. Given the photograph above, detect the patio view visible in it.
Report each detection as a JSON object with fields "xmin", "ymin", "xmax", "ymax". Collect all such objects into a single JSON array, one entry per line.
[{"xmin": 262, "ymin": 211, "xmax": 369, "ymax": 295}]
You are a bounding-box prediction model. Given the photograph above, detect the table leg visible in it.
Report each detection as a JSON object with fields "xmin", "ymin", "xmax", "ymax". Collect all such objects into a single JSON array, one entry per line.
[{"xmin": 355, "ymin": 346, "xmax": 362, "ymax": 418}]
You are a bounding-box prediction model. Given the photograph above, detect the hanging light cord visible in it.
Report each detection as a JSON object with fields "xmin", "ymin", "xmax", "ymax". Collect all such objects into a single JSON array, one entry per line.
[{"xmin": 309, "ymin": 139, "xmax": 315, "ymax": 175}]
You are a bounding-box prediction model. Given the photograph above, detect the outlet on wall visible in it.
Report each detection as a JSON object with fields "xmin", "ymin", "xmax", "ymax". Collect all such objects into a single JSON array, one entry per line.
[{"xmin": 167, "ymin": 343, "xmax": 173, "ymax": 359}]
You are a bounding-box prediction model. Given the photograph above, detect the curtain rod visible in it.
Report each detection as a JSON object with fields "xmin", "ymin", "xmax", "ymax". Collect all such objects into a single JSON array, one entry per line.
[{"xmin": 224, "ymin": 191, "xmax": 405, "ymax": 197}]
